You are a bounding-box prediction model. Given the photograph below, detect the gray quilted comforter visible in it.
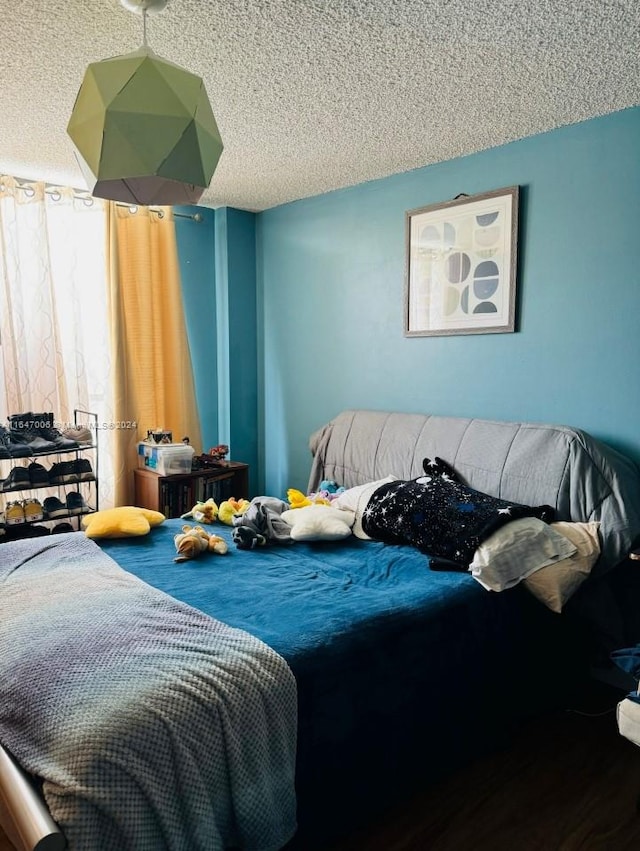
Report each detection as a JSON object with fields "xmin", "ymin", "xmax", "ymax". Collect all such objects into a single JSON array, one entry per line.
[{"xmin": 0, "ymin": 534, "xmax": 298, "ymax": 850}]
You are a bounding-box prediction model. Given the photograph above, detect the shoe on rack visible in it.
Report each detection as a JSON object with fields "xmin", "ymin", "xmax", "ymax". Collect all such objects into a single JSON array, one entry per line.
[
  {"xmin": 66, "ymin": 491, "xmax": 90, "ymax": 515},
  {"xmin": 28, "ymin": 524, "xmax": 50, "ymax": 537},
  {"xmin": 7, "ymin": 412, "xmax": 33, "ymax": 431},
  {"xmin": 51, "ymin": 522, "xmax": 74, "ymax": 534},
  {"xmin": 42, "ymin": 496, "xmax": 68, "ymax": 519},
  {"xmin": 5, "ymin": 501, "xmax": 25, "ymax": 525},
  {"xmin": 8, "ymin": 413, "xmax": 57, "ymax": 453},
  {"xmin": 1, "ymin": 466, "xmax": 31, "ymax": 492},
  {"xmin": 31, "ymin": 412, "xmax": 78, "ymax": 450},
  {"xmin": 28, "ymin": 462, "xmax": 50, "ymax": 487},
  {"xmin": 62, "ymin": 425, "xmax": 93, "ymax": 445},
  {"xmin": 0, "ymin": 425, "xmax": 33, "ymax": 458},
  {"xmin": 73, "ymin": 459, "xmax": 94, "ymax": 481},
  {"xmin": 8, "ymin": 524, "xmax": 50, "ymax": 538},
  {"xmin": 22, "ymin": 497, "xmax": 44, "ymax": 522},
  {"xmin": 49, "ymin": 461, "xmax": 77, "ymax": 484}
]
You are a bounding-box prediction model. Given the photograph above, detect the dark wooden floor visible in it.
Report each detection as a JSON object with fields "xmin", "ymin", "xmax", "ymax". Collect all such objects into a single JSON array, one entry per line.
[
  {"xmin": 329, "ymin": 686, "xmax": 640, "ymax": 851},
  {"xmin": 2, "ymin": 685, "xmax": 640, "ymax": 851}
]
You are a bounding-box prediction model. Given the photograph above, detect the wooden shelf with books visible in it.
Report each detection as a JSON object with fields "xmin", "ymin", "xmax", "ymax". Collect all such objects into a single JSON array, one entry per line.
[{"xmin": 133, "ymin": 462, "xmax": 249, "ymax": 519}]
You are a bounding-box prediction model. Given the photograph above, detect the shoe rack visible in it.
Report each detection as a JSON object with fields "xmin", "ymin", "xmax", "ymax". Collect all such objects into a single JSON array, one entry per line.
[{"xmin": 0, "ymin": 409, "xmax": 99, "ymax": 542}]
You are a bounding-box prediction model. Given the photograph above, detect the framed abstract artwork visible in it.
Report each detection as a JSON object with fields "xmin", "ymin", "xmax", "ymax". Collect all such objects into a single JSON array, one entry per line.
[{"xmin": 404, "ymin": 186, "xmax": 519, "ymax": 337}]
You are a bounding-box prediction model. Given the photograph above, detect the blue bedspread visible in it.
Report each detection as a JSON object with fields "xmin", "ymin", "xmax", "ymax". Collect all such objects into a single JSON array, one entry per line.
[
  {"xmin": 101, "ymin": 518, "xmax": 482, "ymax": 662},
  {"xmin": 101, "ymin": 519, "xmax": 581, "ymax": 846}
]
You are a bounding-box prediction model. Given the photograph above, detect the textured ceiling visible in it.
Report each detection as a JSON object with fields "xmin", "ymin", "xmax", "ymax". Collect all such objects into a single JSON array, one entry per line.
[{"xmin": 1, "ymin": 0, "xmax": 639, "ymax": 211}]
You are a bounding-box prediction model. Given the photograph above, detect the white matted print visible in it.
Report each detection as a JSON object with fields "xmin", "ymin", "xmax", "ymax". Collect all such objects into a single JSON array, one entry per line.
[{"xmin": 404, "ymin": 186, "xmax": 519, "ymax": 336}]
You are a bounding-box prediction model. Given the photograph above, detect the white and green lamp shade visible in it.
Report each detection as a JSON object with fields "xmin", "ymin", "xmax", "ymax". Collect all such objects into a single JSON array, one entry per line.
[{"xmin": 67, "ymin": 47, "xmax": 223, "ymax": 205}]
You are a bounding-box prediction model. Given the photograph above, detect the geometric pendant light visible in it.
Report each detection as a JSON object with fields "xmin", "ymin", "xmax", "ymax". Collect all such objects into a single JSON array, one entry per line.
[{"xmin": 67, "ymin": 0, "xmax": 223, "ymax": 206}]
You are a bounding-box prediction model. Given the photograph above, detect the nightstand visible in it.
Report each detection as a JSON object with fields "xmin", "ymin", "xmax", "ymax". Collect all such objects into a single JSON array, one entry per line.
[{"xmin": 134, "ymin": 461, "xmax": 249, "ymax": 518}]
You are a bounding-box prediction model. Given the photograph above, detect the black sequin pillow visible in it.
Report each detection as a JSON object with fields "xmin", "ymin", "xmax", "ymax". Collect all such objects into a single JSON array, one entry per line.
[{"xmin": 361, "ymin": 457, "xmax": 555, "ymax": 569}]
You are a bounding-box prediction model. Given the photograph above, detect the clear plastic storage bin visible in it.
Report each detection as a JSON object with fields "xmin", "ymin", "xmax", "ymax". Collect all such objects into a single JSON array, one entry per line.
[{"xmin": 137, "ymin": 443, "xmax": 195, "ymax": 476}]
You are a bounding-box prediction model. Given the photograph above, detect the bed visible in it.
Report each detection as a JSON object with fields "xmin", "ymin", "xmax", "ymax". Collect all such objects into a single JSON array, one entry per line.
[{"xmin": 2, "ymin": 409, "xmax": 640, "ymax": 850}]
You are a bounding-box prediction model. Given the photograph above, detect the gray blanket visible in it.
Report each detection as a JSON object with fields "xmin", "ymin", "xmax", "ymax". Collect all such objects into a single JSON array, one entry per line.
[
  {"xmin": 232, "ymin": 497, "xmax": 292, "ymax": 549},
  {"xmin": 0, "ymin": 534, "xmax": 298, "ymax": 850}
]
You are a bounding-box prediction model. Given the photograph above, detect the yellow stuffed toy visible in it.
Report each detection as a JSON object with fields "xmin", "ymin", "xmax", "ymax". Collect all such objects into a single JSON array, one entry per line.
[
  {"xmin": 180, "ymin": 497, "xmax": 219, "ymax": 524},
  {"xmin": 82, "ymin": 506, "xmax": 165, "ymax": 539},
  {"xmin": 286, "ymin": 488, "xmax": 311, "ymax": 509},
  {"xmin": 218, "ymin": 497, "xmax": 251, "ymax": 525},
  {"xmin": 174, "ymin": 524, "xmax": 229, "ymax": 562},
  {"xmin": 286, "ymin": 488, "xmax": 330, "ymax": 508}
]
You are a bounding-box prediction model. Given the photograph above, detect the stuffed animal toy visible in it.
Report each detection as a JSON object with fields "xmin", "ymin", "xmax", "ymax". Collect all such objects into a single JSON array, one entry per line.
[
  {"xmin": 306, "ymin": 490, "xmax": 332, "ymax": 505},
  {"xmin": 287, "ymin": 487, "xmax": 331, "ymax": 508},
  {"xmin": 174, "ymin": 524, "xmax": 228, "ymax": 562},
  {"xmin": 208, "ymin": 444, "xmax": 229, "ymax": 461},
  {"xmin": 232, "ymin": 525, "xmax": 266, "ymax": 550},
  {"xmin": 180, "ymin": 497, "xmax": 219, "ymax": 524},
  {"xmin": 286, "ymin": 488, "xmax": 312, "ymax": 509},
  {"xmin": 302, "ymin": 481, "xmax": 347, "ymax": 504},
  {"xmin": 281, "ymin": 505, "xmax": 355, "ymax": 541},
  {"xmin": 318, "ymin": 480, "xmax": 346, "ymax": 500},
  {"xmin": 319, "ymin": 479, "xmax": 344, "ymax": 494},
  {"xmin": 218, "ymin": 497, "xmax": 251, "ymax": 525},
  {"xmin": 82, "ymin": 506, "xmax": 165, "ymax": 539}
]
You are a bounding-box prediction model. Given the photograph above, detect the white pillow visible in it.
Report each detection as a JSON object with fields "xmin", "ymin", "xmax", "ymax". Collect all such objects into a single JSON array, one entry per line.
[
  {"xmin": 469, "ymin": 517, "xmax": 577, "ymax": 593},
  {"xmin": 281, "ymin": 505, "xmax": 355, "ymax": 542},
  {"xmin": 523, "ymin": 521, "xmax": 601, "ymax": 612},
  {"xmin": 333, "ymin": 475, "xmax": 398, "ymax": 540}
]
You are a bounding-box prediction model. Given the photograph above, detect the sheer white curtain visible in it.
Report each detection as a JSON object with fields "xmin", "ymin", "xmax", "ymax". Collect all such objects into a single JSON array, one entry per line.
[{"xmin": 0, "ymin": 175, "xmax": 116, "ymax": 508}]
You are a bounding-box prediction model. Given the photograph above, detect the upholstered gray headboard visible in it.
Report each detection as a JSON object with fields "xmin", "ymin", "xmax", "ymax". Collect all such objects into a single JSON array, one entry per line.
[{"xmin": 308, "ymin": 409, "xmax": 640, "ymax": 576}]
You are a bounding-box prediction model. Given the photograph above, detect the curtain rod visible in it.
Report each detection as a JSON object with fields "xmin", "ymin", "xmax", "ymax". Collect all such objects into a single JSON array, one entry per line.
[
  {"xmin": 1, "ymin": 175, "xmax": 205, "ymax": 222},
  {"xmin": 113, "ymin": 202, "xmax": 204, "ymax": 223}
]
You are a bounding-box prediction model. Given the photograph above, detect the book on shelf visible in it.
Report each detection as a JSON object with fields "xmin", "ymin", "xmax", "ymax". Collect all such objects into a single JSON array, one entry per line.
[{"xmin": 201, "ymin": 476, "xmax": 234, "ymax": 503}]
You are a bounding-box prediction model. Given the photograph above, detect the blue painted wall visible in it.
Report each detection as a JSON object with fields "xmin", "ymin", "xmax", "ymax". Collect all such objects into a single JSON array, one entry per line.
[
  {"xmin": 215, "ymin": 207, "xmax": 259, "ymax": 493},
  {"xmin": 174, "ymin": 205, "xmax": 217, "ymax": 451},
  {"xmin": 258, "ymin": 106, "xmax": 640, "ymax": 495},
  {"xmin": 177, "ymin": 205, "xmax": 259, "ymax": 494}
]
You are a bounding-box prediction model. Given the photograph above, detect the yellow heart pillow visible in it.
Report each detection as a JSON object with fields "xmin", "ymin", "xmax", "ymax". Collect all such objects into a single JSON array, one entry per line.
[{"xmin": 82, "ymin": 506, "xmax": 165, "ymax": 539}]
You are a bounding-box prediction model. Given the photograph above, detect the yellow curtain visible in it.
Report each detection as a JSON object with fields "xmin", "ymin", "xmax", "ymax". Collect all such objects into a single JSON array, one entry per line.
[{"xmin": 106, "ymin": 204, "xmax": 202, "ymax": 506}]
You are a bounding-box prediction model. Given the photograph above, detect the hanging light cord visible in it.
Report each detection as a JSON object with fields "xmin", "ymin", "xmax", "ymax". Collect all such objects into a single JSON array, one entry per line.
[{"xmin": 142, "ymin": 8, "xmax": 148, "ymax": 47}]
